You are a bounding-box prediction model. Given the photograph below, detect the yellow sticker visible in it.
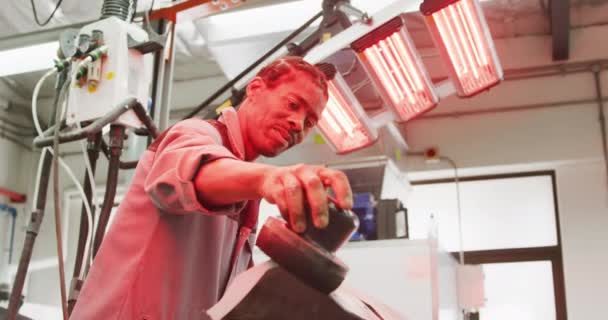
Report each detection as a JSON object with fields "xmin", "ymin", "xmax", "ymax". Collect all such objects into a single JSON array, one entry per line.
[
  {"xmin": 215, "ymin": 100, "xmax": 233, "ymax": 114},
  {"xmin": 88, "ymin": 83, "xmax": 97, "ymax": 93},
  {"xmin": 322, "ymin": 33, "xmax": 332, "ymax": 43},
  {"xmin": 313, "ymin": 134, "xmax": 326, "ymax": 144},
  {"xmin": 394, "ymin": 148, "xmax": 402, "ymax": 161},
  {"xmin": 106, "ymin": 72, "xmax": 115, "ymax": 80}
]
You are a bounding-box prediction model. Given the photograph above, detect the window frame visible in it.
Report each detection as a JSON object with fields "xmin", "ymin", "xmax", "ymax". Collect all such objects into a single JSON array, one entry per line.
[{"xmin": 411, "ymin": 170, "xmax": 567, "ymax": 320}]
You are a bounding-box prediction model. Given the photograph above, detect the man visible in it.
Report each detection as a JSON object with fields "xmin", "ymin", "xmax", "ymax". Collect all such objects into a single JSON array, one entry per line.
[{"xmin": 70, "ymin": 56, "xmax": 354, "ymax": 319}]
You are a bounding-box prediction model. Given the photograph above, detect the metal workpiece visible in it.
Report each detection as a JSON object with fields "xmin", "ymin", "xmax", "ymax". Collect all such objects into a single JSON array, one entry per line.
[
  {"xmin": 255, "ymin": 203, "xmax": 359, "ymax": 294},
  {"xmin": 216, "ymin": 266, "xmax": 371, "ymax": 320}
]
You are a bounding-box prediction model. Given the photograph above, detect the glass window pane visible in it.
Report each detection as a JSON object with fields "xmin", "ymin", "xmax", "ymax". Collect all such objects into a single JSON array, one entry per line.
[
  {"xmin": 480, "ymin": 261, "xmax": 556, "ymax": 320},
  {"xmin": 407, "ymin": 175, "xmax": 558, "ymax": 251}
]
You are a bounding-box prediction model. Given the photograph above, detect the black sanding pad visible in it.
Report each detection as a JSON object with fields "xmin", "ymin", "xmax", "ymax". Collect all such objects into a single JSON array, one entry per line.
[
  {"xmin": 256, "ymin": 217, "xmax": 349, "ymax": 294},
  {"xmin": 256, "ymin": 204, "xmax": 359, "ymax": 294}
]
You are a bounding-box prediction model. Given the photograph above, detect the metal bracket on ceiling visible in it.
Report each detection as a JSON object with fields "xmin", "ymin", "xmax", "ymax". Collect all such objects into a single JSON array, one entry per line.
[{"xmin": 335, "ymin": 1, "xmax": 372, "ymax": 25}]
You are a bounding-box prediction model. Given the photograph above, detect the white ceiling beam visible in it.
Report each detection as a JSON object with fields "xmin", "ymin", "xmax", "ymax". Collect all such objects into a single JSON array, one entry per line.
[
  {"xmin": 170, "ymin": 75, "xmax": 230, "ymax": 111},
  {"xmin": 198, "ymin": 0, "xmax": 403, "ymax": 45}
]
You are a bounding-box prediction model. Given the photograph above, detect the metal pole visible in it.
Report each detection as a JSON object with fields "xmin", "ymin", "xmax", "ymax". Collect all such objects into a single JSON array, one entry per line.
[
  {"xmin": 150, "ymin": 19, "xmax": 167, "ymax": 130},
  {"xmin": 132, "ymin": 99, "xmax": 160, "ymax": 138},
  {"xmin": 7, "ymin": 151, "xmax": 52, "ymax": 319},
  {"xmin": 159, "ymin": 21, "xmax": 176, "ymax": 131},
  {"xmin": 92, "ymin": 125, "xmax": 125, "ymax": 258},
  {"xmin": 9, "ymin": 209, "xmax": 16, "ymax": 264},
  {"xmin": 33, "ymin": 98, "xmax": 139, "ymax": 148}
]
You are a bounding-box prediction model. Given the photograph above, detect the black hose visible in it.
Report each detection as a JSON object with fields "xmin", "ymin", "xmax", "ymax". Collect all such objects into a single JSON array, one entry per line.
[
  {"xmin": 30, "ymin": 0, "xmax": 64, "ymax": 27},
  {"xmin": 92, "ymin": 125, "xmax": 125, "ymax": 258},
  {"xmin": 182, "ymin": 11, "xmax": 324, "ymax": 120}
]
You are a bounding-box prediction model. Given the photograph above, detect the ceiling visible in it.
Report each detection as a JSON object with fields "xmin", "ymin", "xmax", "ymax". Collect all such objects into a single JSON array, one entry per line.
[
  {"xmin": 0, "ymin": 0, "xmax": 608, "ymax": 96},
  {"xmin": 2, "ymin": 0, "xmax": 608, "ymax": 122}
]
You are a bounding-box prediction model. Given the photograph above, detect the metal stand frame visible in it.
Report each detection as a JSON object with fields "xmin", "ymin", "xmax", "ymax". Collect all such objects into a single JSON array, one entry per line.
[{"xmin": 7, "ymin": 100, "xmax": 159, "ymax": 319}]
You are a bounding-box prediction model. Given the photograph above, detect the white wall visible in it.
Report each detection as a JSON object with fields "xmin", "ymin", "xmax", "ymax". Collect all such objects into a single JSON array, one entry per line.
[
  {"xmin": 400, "ymin": 96, "xmax": 608, "ymax": 320},
  {"xmin": 0, "ymin": 135, "xmax": 28, "ymax": 192},
  {"xmin": 404, "ymin": 160, "xmax": 608, "ymax": 320},
  {"xmin": 555, "ymin": 161, "xmax": 608, "ymax": 319}
]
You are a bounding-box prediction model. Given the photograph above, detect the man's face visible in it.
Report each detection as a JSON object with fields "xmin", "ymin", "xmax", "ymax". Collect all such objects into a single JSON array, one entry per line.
[{"xmin": 245, "ymin": 72, "xmax": 327, "ymax": 157}]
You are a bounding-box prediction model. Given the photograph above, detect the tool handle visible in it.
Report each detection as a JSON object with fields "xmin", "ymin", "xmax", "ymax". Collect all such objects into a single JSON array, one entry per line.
[{"xmin": 303, "ymin": 201, "xmax": 359, "ymax": 252}]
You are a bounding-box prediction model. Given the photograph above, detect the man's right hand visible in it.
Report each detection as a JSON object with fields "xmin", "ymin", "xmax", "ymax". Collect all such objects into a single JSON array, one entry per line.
[{"xmin": 258, "ymin": 164, "xmax": 353, "ymax": 233}]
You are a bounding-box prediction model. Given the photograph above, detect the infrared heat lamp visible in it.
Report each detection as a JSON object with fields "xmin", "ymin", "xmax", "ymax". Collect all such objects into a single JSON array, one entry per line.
[
  {"xmin": 317, "ymin": 73, "xmax": 378, "ymax": 154},
  {"xmin": 421, "ymin": 0, "xmax": 503, "ymax": 97},
  {"xmin": 352, "ymin": 15, "xmax": 438, "ymax": 122}
]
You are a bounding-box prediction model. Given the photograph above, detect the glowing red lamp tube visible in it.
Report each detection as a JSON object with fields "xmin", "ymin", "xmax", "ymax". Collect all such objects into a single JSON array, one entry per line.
[
  {"xmin": 421, "ymin": 0, "xmax": 503, "ymax": 97},
  {"xmin": 317, "ymin": 73, "xmax": 377, "ymax": 154},
  {"xmin": 352, "ymin": 15, "xmax": 438, "ymax": 122}
]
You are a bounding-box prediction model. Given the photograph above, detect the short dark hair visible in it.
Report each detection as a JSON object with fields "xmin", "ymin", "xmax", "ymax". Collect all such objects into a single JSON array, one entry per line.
[{"xmin": 255, "ymin": 56, "xmax": 334, "ymax": 98}]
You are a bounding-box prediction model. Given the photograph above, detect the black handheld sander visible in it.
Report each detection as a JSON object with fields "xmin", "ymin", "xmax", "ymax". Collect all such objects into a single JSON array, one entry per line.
[{"xmin": 255, "ymin": 199, "xmax": 359, "ymax": 294}]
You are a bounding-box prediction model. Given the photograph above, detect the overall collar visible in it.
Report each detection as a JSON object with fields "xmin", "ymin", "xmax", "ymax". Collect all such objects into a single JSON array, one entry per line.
[{"xmin": 218, "ymin": 107, "xmax": 246, "ymax": 161}]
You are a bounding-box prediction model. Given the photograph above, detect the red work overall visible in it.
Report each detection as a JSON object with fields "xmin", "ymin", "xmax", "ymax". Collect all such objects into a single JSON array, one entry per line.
[{"xmin": 71, "ymin": 108, "xmax": 258, "ymax": 320}]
